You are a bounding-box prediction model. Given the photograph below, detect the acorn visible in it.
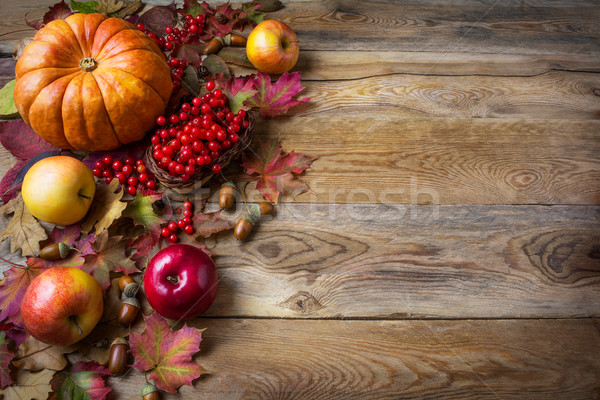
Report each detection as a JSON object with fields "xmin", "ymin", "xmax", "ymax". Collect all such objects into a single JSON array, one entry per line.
[
  {"xmin": 218, "ymin": 182, "xmax": 236, "ymax": 210},
  {"xmin": 142, "ymin": 382, "xmax": 160, "ymax": 400},
  {"xmin": 119, "ymin": 275, "xmax": 136, "ymax": 291},
  {"xmin": 258, "ymin": 201, "xmax": 274, "ymax": 216},
  {"xmin": 39, "ymin": 242, "xmax": 71, "ymax": 261},
  {"xmin": 229, "ymin": 33, "xmax": 247, "ymax": 47},
  {"xmin": 108, "ymin": 337, "xmax": 129, "ymax": 375},
  {"xmin": 204, "ymin": 37, "xmax": 223, "ymax": 55},
  {"xmin": 234, "ymin": 204, "xmax": 261, "ymax": 240},
  {"xmin": 117, "ymin": 297, "xmax": 140, "ymax": 326}
]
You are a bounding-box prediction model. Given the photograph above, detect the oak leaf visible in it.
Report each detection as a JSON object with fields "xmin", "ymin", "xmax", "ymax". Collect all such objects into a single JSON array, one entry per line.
[
  {"xmin": 0, "ymin": 332, "xmax": 14, "ymax": 389},
  {"xmin": 129, "ymin": 313, "xmax": 208, "ymax": 393},
  {"xmin": 193, "ymin": 211, "xmax": 233, "ymax": 239},
  {"xmin": 0, "ymin": 193, "xmax": 47, "ymax": 257},
  {"xmin": 81, "ymin": 179, "xmax": 127, "ymax": 235},
  {"xmin": 241, "ymin": 138, "xmax": 316, "ymax": 203},
  {"xmin": 80, "ymin": 231, "xmax": 139, "ymax": 290},
  {"xmin": 12, "ymin": 336, "xmax": 76, "ymax": 371},
  {"xmin": 50, "ymin": 361, "xmax": 111, "ymax": 400},
  {"xmin": 0, "ymin": 368, "xmax": 53, "ymax": 400}
]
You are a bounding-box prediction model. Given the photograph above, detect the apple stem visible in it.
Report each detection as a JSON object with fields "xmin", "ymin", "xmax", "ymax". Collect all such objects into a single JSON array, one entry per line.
[
  {"xmin": 70, "ymin": 315, "xmax": 83, "ymax": 335},
  {"xmin": 166, "ymin": 275, "xmax": 179, "ymax": 284},
  {"xmin": 0, "ymin": 256, "xmax": 27, "ymax": 269}
]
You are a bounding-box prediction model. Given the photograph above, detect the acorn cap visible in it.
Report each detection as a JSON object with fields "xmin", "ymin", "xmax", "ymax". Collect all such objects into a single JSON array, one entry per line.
[
  {"xmin": 241, "ymin": 204, "xmax": 261, "ymax": 225},
  {"xmin": 58, "ymin": 242, "xmax": 71, "ymax": 259},
  {"xmin": 141, "ymin": 382, "xmax": 158, "ymax": 396},
  {"xmin": 123, "ymin": 282, "xmax": 140, "ymax": 298},
  {"xmin": 221, "ymin": 181, "xmax": 236, "ymax": 189},
  {"xmin": 111, "ymin": 337, "xmax": 128, "ymax": 347},
  {"xmin": 122, "ymin": 296, "xmax": 140, "ymax": 308}
]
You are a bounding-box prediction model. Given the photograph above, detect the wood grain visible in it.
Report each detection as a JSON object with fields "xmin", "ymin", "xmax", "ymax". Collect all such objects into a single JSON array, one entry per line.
[
  {"xmin": 108, "ymin": 318, "xmax": 600, "ymax": 400},
  {"xmin": 193, "ymin": 203, "xmax": 600, "ymax": 319},
  {"xmin": 271, "ymin": 0, "xmax": 600, "ymax": 55},
  {"xmin": 248, "ymin": 117, "xmax": 600, "ymax": 205},
  {"xmin": 292, "ymin": 70, "xmax": 600, "ymax": 119}
]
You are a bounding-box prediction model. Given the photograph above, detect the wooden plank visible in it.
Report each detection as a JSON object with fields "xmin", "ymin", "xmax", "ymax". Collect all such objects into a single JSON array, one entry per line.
[
  {"xmin": 291, "ymin": 71, "xmax": 600, "ymax": 119},
  {"xmin": 194, "ymin": 204, "xmax": 600, "ymax": 319},
  {"xmin": 249, "ymin": 117, "xmax": 600, "ymax": 205},
  {"xmin": 109, "ymin": 318, "xmax": 600, "ymax": 399},
  {"xmin": 271, "ymin": 0, "xmax": 600, "ymax": 55}
]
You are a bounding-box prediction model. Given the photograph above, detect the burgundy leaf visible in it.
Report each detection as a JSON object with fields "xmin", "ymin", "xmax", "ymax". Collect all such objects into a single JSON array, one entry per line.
[
  {"xmin": 0, "ymin": 120, "xmax": 59, "ymax": 160},
  {"xmin": 0, "ymin": 159, "xmax": 26, "ymax": 203},
  {"xmin": 136, "ymin": 2, "xmax": 179, "ymax": 36}
]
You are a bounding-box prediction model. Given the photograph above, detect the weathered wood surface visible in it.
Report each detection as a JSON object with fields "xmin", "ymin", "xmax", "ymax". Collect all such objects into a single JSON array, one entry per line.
[
  {"xmin": 200, "ymin": 203, "xmax": 600, "ymax": 319},
  {"xmin": 108, "ymin": 318, "xmax": 600, "ymax": 400},
  {"xmin": 1, "ymin": 0, "xmax": 600, "ymax": 398}
]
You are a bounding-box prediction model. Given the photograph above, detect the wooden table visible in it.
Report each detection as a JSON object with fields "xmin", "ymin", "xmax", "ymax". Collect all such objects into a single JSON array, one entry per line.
[{"xmin": 1, "ymin": 0, "xmax": 600, "ymax": 398}]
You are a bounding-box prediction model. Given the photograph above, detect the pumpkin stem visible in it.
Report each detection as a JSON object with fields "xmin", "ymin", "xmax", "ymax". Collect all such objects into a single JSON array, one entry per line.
[{"xmin": 79, "ymin": 57, "xmax": 97, "ymax": 72}]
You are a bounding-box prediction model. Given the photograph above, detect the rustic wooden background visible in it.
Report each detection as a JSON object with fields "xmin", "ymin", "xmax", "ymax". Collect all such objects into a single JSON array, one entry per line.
[{"xmin": 1, "ymin": 0, "xmax": 600, "ymax": 398}]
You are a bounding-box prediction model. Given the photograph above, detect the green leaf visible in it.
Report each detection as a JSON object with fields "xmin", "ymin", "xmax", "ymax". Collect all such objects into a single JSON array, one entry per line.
[
  {"xmin": 50, "ymin": 361, "xmax": 111, "ymax": 400},
  {"xmin": 70, "ymin": 0, "xmax": 99, "ymax": 13},
  {"xmin": 122, "ymin": 193, "xmax": 164, "ymax": 232},
  {"xmin": 202, "ymin": 55, "xmax": 231, "ymax": 80},
  {"xmin": 0, "ymin": 80, "xmax": 19, "ymax": 119}
]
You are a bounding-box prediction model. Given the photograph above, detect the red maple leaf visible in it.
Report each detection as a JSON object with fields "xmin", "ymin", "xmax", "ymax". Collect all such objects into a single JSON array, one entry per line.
[
  {"xmin": 0, "ymin": 264, "xmax": 49, "ymax": 327},
  {"xmin": 50, "ymin": 361, "xmax": 111, "ymax": 400},
  {"xmin": 0, "ymin": 331, "xmax": 15, "ymax": 389},
  {"xmin": 24, "ymin": 225, "xmax": 86, "ymax": 281},
  {"xmin": 80, "ymin": 231, "xmax": 139, "ymax": 290},
  {"xmin": 241, "ymin": 138, "xmax": 316, "ymax": 203},
  {"xmin": 244, "ymin": 72, "xmax": 310, "ymax": 117},
  {"xmin": 129, "ymin": 313, "xmax": 208, "ymax": 393}
]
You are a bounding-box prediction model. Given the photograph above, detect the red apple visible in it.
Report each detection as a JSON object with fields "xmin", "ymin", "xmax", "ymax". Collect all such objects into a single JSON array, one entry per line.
[
  {"xmin": 21, "ymin": 267, "xmax": 103, "ymax": 346},
  {"xmin": 246, "ymin": 20, "xmax": 299, "ymax": 74},
  {"xmin": 144, "ymin": 244, "xmax": 218, "ymax": 320}
]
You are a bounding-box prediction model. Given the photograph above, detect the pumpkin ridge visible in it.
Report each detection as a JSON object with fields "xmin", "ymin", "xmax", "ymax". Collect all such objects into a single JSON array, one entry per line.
[
  {"xmin": 19, "ymin": 69, "xmax": 81, "ymax": 128},
  {"xmin": 98, "ymin": 67, "xmax": 165, "ymax": 105},
  {"xmin": 53, "ymin": 17, "xmax": 86, "ymax": 61},
  {"xmin": 99, "ymin": 51, "xmax": 171, "ymax": 105},
  {"xmin": 91, "ymin": 19, "xmax": 134, "ymax": 61},
  {"xmin": 86, "ymin": 70, "xmax": 119, "ymax": 146}
]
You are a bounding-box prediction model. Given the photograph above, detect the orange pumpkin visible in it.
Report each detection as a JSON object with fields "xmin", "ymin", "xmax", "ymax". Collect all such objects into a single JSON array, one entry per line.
[{"xmin": 14, "ymin": 13, "xmax": 172, "ymax": 151}]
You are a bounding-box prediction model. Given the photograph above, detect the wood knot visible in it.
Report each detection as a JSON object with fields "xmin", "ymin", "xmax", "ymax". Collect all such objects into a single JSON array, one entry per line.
[
  {"xmin": 593, "ymin": 88, "xmax": 600, "ymax": 97},
  {"xmin": 280, "ymin": 291, "xmax": 323, "ymax": 314},
  {"xmin": 257, "ymin": 242, "xmax": 281, "ymax": 258}
]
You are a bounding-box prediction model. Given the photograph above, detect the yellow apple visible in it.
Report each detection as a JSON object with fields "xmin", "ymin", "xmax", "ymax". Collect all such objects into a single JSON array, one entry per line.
[
  {"xmin": 21, "ymin": 155, "xmax": 95, "ymax": 225},
  {"xmin": 246, "ymin": 20, "xmax": 299, "ymax": 74}
]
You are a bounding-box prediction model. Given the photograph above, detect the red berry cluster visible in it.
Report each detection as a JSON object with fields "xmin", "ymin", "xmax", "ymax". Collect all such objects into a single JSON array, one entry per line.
[
  {"xmin": 160, "ymin": 201, "xmax": 195, "ymax": 243},
  {"xmin": 150, "ymin": 81, "xmax": 250, "ymax": 180},
  {"xmin": 136, "ymin": 13, "xmax": 206, "ymax": 89},
  {"xmin": 92, "ymin": 156, "xmax": 158, "ymax": 195}
]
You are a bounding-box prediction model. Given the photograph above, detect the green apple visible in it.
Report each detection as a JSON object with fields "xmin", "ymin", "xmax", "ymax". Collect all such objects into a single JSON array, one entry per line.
[
  {"xmin": 21, "ymin": 156, "xmax": 95, "ymax": 225},
  {"xmin": 21, "ymin": 267, "xmax": 103, "ymax": 346}
]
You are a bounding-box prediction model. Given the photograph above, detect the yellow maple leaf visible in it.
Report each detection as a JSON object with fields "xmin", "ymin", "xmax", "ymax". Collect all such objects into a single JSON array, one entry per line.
[
  {"xmin": 0, "ymin": 193, "xmax": 47, "ymax": 257},
  {"xmin": 81, "ymin": 179, "xmax": 127, "ymax": 235}
]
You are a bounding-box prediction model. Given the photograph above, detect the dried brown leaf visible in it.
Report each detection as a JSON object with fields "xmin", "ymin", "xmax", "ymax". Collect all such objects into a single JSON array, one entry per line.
[
  {"xmin": 0, "ymin": 368, "xmax": 53, "ymax": 400},
  {"xmin": 81, "ymin": 179, "xmax": 127, "ymax": 235},
  {"xmin": 0, "ymin": 193, "xmax": 47, "ymax": 257},
  {"xmin": 95, "ymin": 0, "xmax": 124, "ymax": 14},
  {"xmin": 13, "ymin": 336, "xmax": 76, "ymax": 371},
  {"xmin": 113, "ymin": 0, "xmax": 143, "ymax": 18}
]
